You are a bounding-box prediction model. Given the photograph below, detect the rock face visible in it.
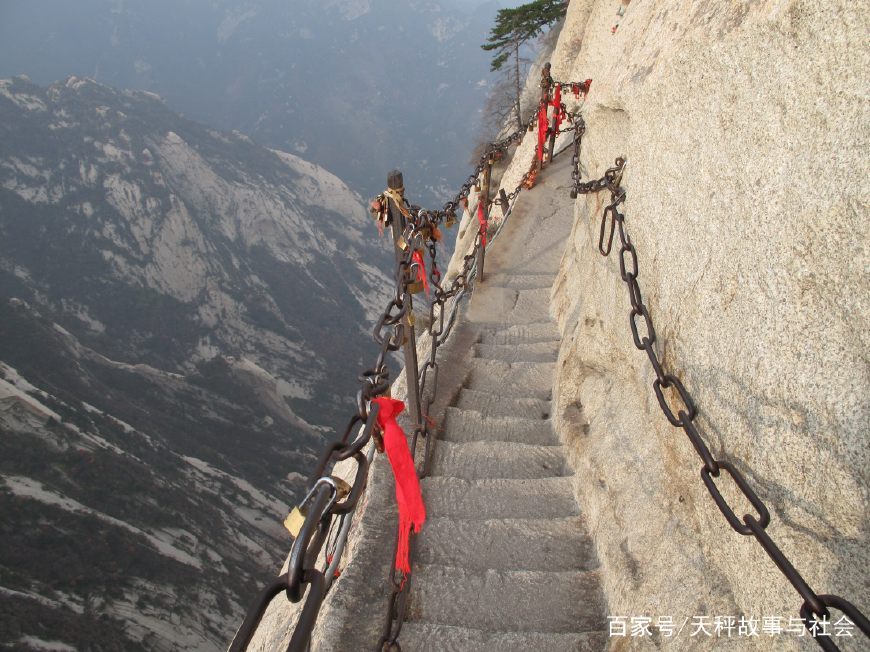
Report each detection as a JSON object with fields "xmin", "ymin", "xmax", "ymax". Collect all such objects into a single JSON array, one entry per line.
[{"xmin": 529, "ymin": 0, "xmax": 866, "ymax": 649}]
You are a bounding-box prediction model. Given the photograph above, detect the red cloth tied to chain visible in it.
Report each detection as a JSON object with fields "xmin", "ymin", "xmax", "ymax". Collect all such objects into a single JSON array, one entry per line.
[
  {"xmin": 372, "ymin": 397, "xmax": 426, "ymax": 574},
  {"xmin": 536, "ymin": 101, "xmax": 548, "ymax": 162},
  {"xmin": 411, "ymin": 250, "xmax": 430, "ymax": 296},
  {"xmin": 552, "ymin": 84, "xmax": 563, "ymax": 132},
  {"xmin": 476, "ymin": 200, "xmax": 488, "ymax": 248}
]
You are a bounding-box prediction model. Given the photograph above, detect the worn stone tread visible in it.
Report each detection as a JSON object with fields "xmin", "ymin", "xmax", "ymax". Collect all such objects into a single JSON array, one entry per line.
[
  {"xmin": 415, "ymin": 517, "xmax": 597, "ymax": 572},
  {"xmin": 398, "ymin": 623, "xmax": 607, "ymax": 652},
  {"xmin": 455, "ymin": 388, "xmax": 550, "ymax": 419},
  {"xmin": 481, "ymin": 272, "xmax": 557, "ymax": 290},
  {"xmin": 476, "ymin": 321, "xmax": 561, "ymax": 345},
  {"xmin": 441, "ymin": 407, "xmax": 558, "ymax": 445},
  {"xmin": 467, "ymin": 287, "xmax": 552, "ymax": 324},
  {"xmin": 472, "ymin": 340, "xmax": 559, "ymax": 363},
  {"xmin": 465, "ymin": 358, "xmax": 554, "ymax": 398},
  {"xmin": 407, "ymin": 566, "xmax": 605, "ymax": 633},
  {"xmin": 429, "ymin": 440, "xmax": 568, "ymax": 480},
  {"xmin": 421, "ymin": 476, "xmax": 579, "ymax": 519}
]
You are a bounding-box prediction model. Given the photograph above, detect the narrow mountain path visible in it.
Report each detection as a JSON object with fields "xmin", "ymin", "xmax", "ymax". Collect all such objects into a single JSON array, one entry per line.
[{"xmin": 402, "ymin": 154, "xmax": 608, "ymax": 650}]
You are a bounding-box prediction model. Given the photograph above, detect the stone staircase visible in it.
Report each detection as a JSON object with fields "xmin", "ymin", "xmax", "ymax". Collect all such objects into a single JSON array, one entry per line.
[{"xmin": 399, "ymin": 156, "xmax": 608, "ymax": 650}]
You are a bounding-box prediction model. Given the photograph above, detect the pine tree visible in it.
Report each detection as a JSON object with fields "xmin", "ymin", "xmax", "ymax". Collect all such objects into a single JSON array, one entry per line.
[{"xmin": 481, "ymin": 0, "xmax": 567, "ymax": 131}]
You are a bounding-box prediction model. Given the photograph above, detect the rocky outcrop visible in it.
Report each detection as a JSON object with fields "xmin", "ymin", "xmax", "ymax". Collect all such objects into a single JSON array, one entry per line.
[
  {"xmin": 496, "ymin": 0, "xmax": 867, "ymax": 649},
  {"xmin": 0, "ymin": 75, "xmax": 394, "ymax": 651}
]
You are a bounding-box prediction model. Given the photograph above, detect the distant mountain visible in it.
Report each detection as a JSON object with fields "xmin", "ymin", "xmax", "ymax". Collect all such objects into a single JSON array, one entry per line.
[
  {"xmin": 0, "ymin": 0, "xmax": 509, "ymax": 206},
  {"xmin": 0, "ymin": 75, "xmax": 393, "ymax": 650}
]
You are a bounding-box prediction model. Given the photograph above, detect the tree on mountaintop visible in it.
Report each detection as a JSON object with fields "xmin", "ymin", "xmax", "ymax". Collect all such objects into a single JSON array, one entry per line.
[{"xmin": 481, "ymin": 0, "xmax": 567, "ymax": 132}]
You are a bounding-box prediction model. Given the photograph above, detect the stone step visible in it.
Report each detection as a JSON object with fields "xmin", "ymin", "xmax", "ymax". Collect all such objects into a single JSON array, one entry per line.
[
  {"xmin": 467, "ymin": 287, "xmax": 551, "ymax": 325},
  {"xmin": 421, "ymin": 476, "xmax": 579, "ymax": 519},
  {"xmin": 429, "ymin": 440, "xmax": 568, "ymax": 480},
  {"xmin": 481, "ymin": 273, "xmax": 556, "ymax": 290},
  {"xmin": 472, "ymin": 340, "xmax": 559, "ymax": 363},
  {"xmin": 415, "ymin": 516, "xmax": 597, "ymax": 572},
  {"xmin": 442, "ymin": 408, "xmax": 558, "ymax": 446},
  {"xmin": 407, "ymin": 565, "xmax": 605, "ymax": 633},
  {"xmin": 465, "ymin": 358, "xmax": 554, "ymax": 399},
  {"xmin": 398, "ymin": 623, "xmax": 607, "ymax": 652},
  {"xmin": 455, "ymin": 388, "xmax": 550, "ymax": 420},
  {"xmin": 476, "ymin": 321, "xmax": 561, "ymax": 345}
]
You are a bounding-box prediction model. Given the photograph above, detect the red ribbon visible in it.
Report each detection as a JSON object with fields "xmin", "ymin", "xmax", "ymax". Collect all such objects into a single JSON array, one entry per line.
[
  {"xmin": 552, "ymin": 84, "xmax": 563, "ymax": 132},
  {"xmin": 584, "ymin": 79, "xmax": 593, "ymax": 97},
  {"xmin": 477, "ymin": 199, "xmax": 488, "ymax": 248},
  {"xmin": 372, "ymin": 397, "xmax": 426, "ymax": 574},
  {"xmin": 411, "ymin": 250, "xmax": 429, "ymax": 296},
  {"xmin": 536, "ymin": 101, "xmax": 548, "ymax": 162}
]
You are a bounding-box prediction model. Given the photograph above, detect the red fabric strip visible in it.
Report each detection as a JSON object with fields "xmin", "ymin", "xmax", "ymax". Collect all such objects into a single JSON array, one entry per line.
[
  {"xmin": 412, "ymin": 250, "xmax": 429, "ymax": 296},
  {"xmin": 552, "ymin": 84, "xmax": 563, "ymax": 132},
  {"xmin": 372, "ymin": 397, "xmax": 426, "ymax": 574},
  {"xmin": 537, "ymin": 102, "xmax": 548, "ymax": 162},
  {"xmin": 477, "ymin": 199, "xmax": 488, "ymax": 248}
]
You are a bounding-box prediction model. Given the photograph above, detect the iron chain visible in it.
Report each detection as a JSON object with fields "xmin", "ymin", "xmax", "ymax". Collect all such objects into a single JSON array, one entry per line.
[{"xmin": 573, "ymin": 152, "xmax": 869, "ymax": 650}]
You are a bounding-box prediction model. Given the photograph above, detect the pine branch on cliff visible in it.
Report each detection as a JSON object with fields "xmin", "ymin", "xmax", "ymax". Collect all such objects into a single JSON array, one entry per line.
[{"xmin": 481, "ymin": 0, "xmax": 567, "ymax": 131}]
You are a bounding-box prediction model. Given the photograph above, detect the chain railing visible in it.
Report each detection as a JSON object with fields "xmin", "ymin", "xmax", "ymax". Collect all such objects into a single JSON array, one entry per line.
[
  {"xmin": 227, "ymin": 66, "xmax": 584, "ymax": 652},
  {"xmin": 571, "ymin": 153, "xmax": 870, "ymax": 652},
  {"xmin": 375, "ymin": 80, "xmax": 589, "ymax": 649}
]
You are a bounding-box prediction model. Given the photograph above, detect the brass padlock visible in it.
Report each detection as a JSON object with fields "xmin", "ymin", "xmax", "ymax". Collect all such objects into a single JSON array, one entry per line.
[
  {"xmin": 283, "ymin": 475, "xmax": 350, "ymax": 538},
  {"xmin": 445, "ymin": 211, "xmax": 456, "ymax": 229},
  {"xmin": 284, "ymin": 506, "xmax": 307, "ymax": 538},
  {"xmin": 407, "ymin": 313, "xmax": 416, "ymax": 327},
  {"xmin": 332, "ymin": 476, "xmax": 352, "ymax": 501},
  {"xmin": 396, "ymin": 235, "xmax": 409, "ymax": 251},
  {"xmin": 406, "ymin": 280, "xmax": 424, "ymax": 294}
]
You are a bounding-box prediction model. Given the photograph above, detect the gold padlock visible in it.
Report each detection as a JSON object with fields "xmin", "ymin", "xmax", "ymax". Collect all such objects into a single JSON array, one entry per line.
[
  {"xmin": 445, "ymin": 212, "xmax": 456, "ymax": 229},
  {"xmin": 407, "ymin": 312, "xmax": 416, "ymax": 327},
  {"xmin": 407, "ymin": 280, "xmax": 424, "ymax": 294},
  {"xmin": 284, "ymin": 506, "xmax": 307, "ymax": 538},
  {"xmin": 396, "ymin": 235, "xmax": 409, "ymax": 251},
  {"xmin": 332, "ymin": 476, "xmax": 352, "ymax": 501}
]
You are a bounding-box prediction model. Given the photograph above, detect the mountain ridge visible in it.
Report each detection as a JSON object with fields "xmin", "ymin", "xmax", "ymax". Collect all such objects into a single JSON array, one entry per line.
[{"xmin": 0, "ymin": 73, "xmax": 398, "ymax": 651}]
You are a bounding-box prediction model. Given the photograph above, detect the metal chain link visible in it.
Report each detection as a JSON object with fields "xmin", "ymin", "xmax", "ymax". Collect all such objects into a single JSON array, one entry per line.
[
  {"xmin": 228, "ymin": 220, "xmax": 425, "ymax": 652},
  {"xmin": 573, "ymin": 156, "xmax": 869, "ymax": 652}
]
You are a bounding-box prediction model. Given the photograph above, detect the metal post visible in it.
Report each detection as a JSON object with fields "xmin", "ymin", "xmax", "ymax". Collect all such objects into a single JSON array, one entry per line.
[
  {"xmin": 536, "ymin": 63, "xmax": 552, "ymax": 174},
  {"xmin": 499, "ymin": 188, "xmax": 509, "ymax": 218},
  {"xmin": 547, "ymin": 114, "xmax": 558, "ymax": 166},
  {"xmin": 477, "ymin": 157, "xmax": 492, "ymax": 282},
  {"xmin": 385, "ymin": 170, "xmax": 422, "ymax": 431}
]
